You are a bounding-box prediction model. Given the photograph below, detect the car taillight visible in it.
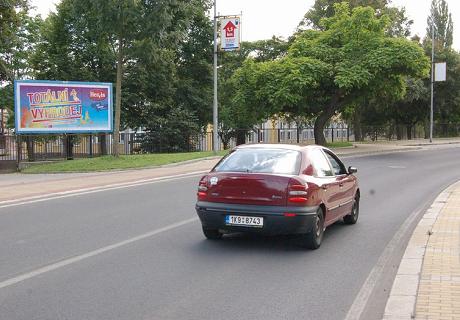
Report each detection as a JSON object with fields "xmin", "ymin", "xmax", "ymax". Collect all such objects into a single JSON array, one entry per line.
[
  {"xmin": 288, "ymin": 179, "xmax": 308, "ymax": 204},
  {"xmin": 197, "ymin": 176, "xmax": 208, "ymax": 200}
]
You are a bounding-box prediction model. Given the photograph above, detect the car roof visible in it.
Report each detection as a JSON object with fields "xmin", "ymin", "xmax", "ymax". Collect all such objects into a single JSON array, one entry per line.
[{"xmin": 234, "ymin": 143, "xmax": 328, "ymax": 152}]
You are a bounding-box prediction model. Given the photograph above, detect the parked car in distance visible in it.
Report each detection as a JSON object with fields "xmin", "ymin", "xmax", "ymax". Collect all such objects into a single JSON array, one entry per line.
[{"xmin": 195, "ymin": 144, "xmax": 360, "ymax": 249}]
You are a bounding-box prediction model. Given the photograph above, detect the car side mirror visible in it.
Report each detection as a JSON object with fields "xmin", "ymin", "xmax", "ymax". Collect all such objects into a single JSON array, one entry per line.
[{"xmin": 348, "ymin": 166, "xmax": 357, "ymax": 174}]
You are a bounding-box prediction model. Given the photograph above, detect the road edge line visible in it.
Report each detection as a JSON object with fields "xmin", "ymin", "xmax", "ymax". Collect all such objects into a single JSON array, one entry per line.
[
  {"xmin": 0, "ymin": 171, "xmax": 207, "ymax": 209},
  {"xmin": 344, "ymin": 208, "xmax": 425, "ymax": 320}
]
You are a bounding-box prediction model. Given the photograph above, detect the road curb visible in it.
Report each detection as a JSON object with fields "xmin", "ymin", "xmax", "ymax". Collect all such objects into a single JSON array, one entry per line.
[{"xmin": 382, "ymin": 181, "xmax": 458, "ymax": 319}]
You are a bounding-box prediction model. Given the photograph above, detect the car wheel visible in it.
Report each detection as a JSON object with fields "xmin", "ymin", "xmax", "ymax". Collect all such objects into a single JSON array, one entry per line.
[
  {"xmin": 344, "ymin": 197, "xmax": 359, "ymax": 225},
  {"xmin": 302, "ymin": 207, "xmax": 325, "ymax": 250},
  {"xmin": 202, "ymin": 227, "xmax": 223, "ymax": 240}
]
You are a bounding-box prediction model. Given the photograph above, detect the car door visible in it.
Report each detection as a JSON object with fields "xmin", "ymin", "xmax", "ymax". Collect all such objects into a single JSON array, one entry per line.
[
  {"xmin": 323, "ymin": 150, "xmax": 355, "ymax": 218},
  {"xmin": 308, "ymin": 148, "xmax": 340, "ymax": 224}
]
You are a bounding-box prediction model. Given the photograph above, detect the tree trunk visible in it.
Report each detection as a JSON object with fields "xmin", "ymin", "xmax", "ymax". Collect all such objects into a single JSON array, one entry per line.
[
  {"xmin": 26, "ymin": 136, "xmax": 35, "ymax": 162},
  {"xmin": 314, "ymin": 100, "xmax": 338, "ymax": 146},
  {"xmin": 63, "ymin": 135, "xmax": 74, "ymax": 160},
  {"xmin": 353, "ymin": 106, "xmax": 363, "ymax": 142},
  {"xmin": 353, "ymin": 116, "xmax": 362, "ymax": 142},
  {"xmin": 406, "ymin": 124, "xmax": 412, "ymax": 140},
  {"xmin": 218, "ymin": 131, "xmax": 232, "ymax": 150},
  {"xmin": 236, "ymin": 130, "xmax": 246, "ymax": 146},
  {"xmin": 396, "ymin": 124, "xmax": 403, "ymax": 140}
]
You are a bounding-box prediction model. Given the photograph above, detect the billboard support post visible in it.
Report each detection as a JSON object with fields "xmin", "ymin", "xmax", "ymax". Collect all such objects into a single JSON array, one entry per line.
[{"xmin": 16, "ymin": 135, "xmax": 21, "ymax": 170}]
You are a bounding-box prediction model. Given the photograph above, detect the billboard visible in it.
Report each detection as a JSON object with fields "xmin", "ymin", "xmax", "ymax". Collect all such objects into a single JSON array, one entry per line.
[
  {"xmin": 220, "ymin": 16, "xmax": 241, "ymax": 51},
  {"xmin": 15, "ymin": 80, "xmax": 113, "ymax": 134}
]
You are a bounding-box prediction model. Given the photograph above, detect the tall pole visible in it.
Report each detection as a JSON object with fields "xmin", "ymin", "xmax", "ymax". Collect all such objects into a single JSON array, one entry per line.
[
  {"xmin": 213, "ymin": 0, "xmax": 219, "ymax": 154},
  {"xmin": 430, "ymin": 24, "xmax": 435, "ymax": 143}
]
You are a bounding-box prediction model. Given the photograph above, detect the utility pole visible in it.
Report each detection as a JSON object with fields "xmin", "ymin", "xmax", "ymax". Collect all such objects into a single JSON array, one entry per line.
[
  {"xmin": 430, "ymin": 24, "xmax": 435, "ymax": 143},
  {"xmin": 213, "ymin": 0, "xmax": 219, "ymax": 154}
]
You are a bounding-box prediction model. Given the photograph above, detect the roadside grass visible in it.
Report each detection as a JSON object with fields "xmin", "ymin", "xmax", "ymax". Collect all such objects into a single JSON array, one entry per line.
[
  {"xmin": 326, "ymin": 141, "xmax": 354, "ymax": 148},
  {"xmin": 21, "ymin": 150, "xmax": 228, "ymax": 173}
]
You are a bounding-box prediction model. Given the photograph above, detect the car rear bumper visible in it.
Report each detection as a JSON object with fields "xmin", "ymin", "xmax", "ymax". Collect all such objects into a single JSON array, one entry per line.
[{"xmin": 195, "ymin": 201, "xmax": 319, "ymax": 235}]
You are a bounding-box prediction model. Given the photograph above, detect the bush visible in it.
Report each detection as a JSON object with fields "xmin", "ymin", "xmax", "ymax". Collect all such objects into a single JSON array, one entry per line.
[{"xmin": 140, "ymin": 107, "xmax": 200, "ymax": 153}]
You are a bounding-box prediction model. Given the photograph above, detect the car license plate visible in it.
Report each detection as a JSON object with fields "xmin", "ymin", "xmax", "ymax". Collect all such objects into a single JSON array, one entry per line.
[{"xmin": 225, "ymin": 215, "xmax": 264, "ymax": 227}]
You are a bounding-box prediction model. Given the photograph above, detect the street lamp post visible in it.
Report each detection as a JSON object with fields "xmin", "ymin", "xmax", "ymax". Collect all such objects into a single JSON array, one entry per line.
[
  {"xmin": 430, "ymin": 24, "xmax": 435, "ymax": 143},
  {"xmin": 213, "ymin": 0, "xmax": 219, "ymax": 154}
]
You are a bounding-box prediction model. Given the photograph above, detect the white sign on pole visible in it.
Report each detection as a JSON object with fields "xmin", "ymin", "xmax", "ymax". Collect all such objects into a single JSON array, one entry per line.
[
  {"xmin": 220, "ymin": 16, "xmax": 241, "ymax": 51},
  {"xmin": 435, "ymin": 62, "xmax": 447, "ymax": 82}
]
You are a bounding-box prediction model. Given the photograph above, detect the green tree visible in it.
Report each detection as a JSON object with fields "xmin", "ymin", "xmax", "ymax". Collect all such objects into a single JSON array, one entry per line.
[
  {"xmin": 298, "ymin": 0, "xmax": 412, "ymax": 37},
  {"xmin": 431, "ymin": 50, "xmax": 460, "ymax": 130},
  {"xmin": 423, "ymin": 1, "xmax": 460, "ymax": 136},
  {"xmin": 426, "ymin": 0, "xmax": 453, "ymax": 49},
  {"xmin": 0, "ymin": 0, "xmax": 28, "ymax": 81},
  {"xmin": 31, "ymin": 0, "xmax": 117, "ymax": 154},
  {"xmin": 218, "ymin": 38, "xmax": 290, "ymax": 146},
  {"xmin": 300, "ymin": 0, "xmax": 387, "ymax": 29},
  {"xmin": 392, "ymin": 78, "xmax": 430, "ymax": 139},
  {"xmin": 357, "ymin": 77, "xmax": 429, "ymax": 140},
  {"xmin": 174, "ymin": 3, "xmax": 213, "ymax": 128},
  {"xmin": 0, "ymin": 1, "xmax": 41, "ymax": 136},
  {"xmin": 32, "ymin": 0, "xmax": 212, "ymax": 153},
  {"xmin": 233, "ymin": 3, "xmax": 429, "ymax": 145}
]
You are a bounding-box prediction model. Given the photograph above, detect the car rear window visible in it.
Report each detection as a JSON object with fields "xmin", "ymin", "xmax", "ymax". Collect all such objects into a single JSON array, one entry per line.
[{"xmin": 213, "ymin": 148, "xmax": 301, "ymax": 175}]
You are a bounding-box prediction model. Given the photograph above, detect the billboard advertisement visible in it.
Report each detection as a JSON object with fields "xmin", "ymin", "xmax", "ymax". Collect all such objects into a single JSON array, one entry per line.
[{"xmin": 14, "ymin": 80, "xmax": 113, "ymax": 134}]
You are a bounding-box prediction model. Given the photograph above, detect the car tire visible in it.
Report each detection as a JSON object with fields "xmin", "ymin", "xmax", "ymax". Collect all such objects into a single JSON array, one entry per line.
[
  {"xmin": 202, "ymin": 227, "xmax": 223, "ymax": 240},
  {"xmin": 344, "ymin": 196, "xmax": 359, "ymax": 225},
  {"xmin": 302, "ymin": 207, "xmax": 325, "ymax": 250}
]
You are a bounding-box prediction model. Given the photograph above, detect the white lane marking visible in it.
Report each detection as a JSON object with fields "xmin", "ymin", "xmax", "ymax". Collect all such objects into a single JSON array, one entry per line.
[
  {"xmin": 0, "ymin": 171, "xmax": 207, "ymax": 209},
  {"xmin": 388, "ymin": 165, "xmax": 407, "ymax": 169},
  {"xmin": 0, "ymin": 217, "xmax": 199, "ymax": 290},
  {"xmin": 344, "ymin": 208, "xmax": 423, "ymax": 320}
]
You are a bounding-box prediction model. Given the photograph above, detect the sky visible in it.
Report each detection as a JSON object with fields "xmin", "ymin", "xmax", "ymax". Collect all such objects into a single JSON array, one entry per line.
[{"xmin": 30, "ymin": 0, "xmax": 460, "ymax": 49}]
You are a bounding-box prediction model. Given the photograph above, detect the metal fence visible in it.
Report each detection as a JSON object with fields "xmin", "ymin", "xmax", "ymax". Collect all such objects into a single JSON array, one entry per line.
[{"xmin": 1, "ymin": 123, "xmax": 460, "ymax": 165}]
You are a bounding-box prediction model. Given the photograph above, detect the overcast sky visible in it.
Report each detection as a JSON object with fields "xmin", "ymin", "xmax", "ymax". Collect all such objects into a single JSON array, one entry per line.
[{"xmin": 31, "ymin": 0, "xmax": 460, "ymax": 49}]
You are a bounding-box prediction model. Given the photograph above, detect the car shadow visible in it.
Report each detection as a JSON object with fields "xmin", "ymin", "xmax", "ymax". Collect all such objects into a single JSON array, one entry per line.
[{"xmin": 191, "ymin": 220, "xmax": 352, "ymax": 254}]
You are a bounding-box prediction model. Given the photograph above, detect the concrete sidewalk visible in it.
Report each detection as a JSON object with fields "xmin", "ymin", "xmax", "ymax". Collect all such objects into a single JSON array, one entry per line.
[{"xmin": 383, "ymin": 181, "xmax": 460, "ymax": 320}]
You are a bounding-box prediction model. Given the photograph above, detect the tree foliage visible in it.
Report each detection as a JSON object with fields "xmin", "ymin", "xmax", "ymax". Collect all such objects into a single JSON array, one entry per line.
[
  {"xmin": 30, "ymin": 0, "xmax": 212, "ymax": 152},
  {"xmin": 298, "ymin": 0, "xmax": 412, "ymax": 37},
  {"xmin": 421, "ymin": 0, "xmax": 460, "ymax": 135},
  {"xmin": 426, "ymin": 0, "xmax": 453, "ymax": 49},
  {"xmin": 0, "ymin": 0, "xmax": 42, "ymax": 129},
  {"xmin": 0, "ymin": 0, "xmax": 27, "ymax": 81},
  {"xmin": 233, "ymin": 3, "xmax": 430, "ymax": 145}
]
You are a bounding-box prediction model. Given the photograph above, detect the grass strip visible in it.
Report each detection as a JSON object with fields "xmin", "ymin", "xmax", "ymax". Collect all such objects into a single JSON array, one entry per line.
[
  {"xmin": 22, "ymin": 150, "xmax": 228, "ymax": 173},
  {"xmin": 326, "ymin": 141, "xmax": 353, "ymax": 148}
]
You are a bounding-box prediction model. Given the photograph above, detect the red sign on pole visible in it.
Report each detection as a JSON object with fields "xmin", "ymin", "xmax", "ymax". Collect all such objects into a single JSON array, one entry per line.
[
  {"xmin": 220, "ymin": 16, "xmax": 241, "ymax": 51},
  {"xmin": 224, "ymin": 21, "xmax": 236, "ymax": 38}
]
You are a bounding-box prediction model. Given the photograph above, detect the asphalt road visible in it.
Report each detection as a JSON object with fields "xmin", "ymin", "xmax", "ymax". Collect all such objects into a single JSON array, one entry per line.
[{"xmin": 1, "ymin": 145, "xmax": 460, "ymax": 320}]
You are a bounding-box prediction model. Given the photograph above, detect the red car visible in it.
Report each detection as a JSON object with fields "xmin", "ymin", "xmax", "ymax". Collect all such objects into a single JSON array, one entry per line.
[{"xmin": 195, "ymin": 144, "xmax": 360, "ymax": 249}]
